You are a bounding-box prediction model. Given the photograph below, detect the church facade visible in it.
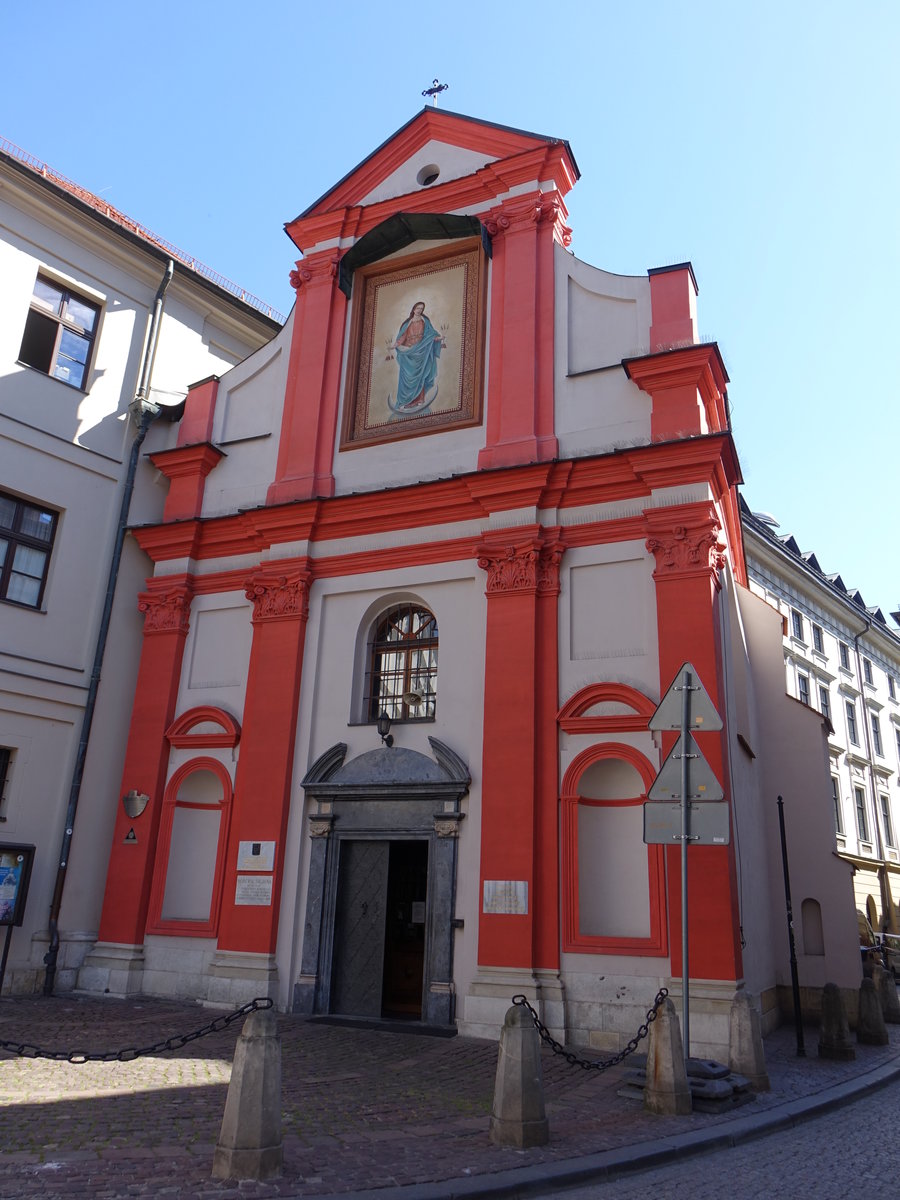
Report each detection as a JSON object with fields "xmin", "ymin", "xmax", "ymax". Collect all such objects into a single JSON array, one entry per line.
[{"xmin": 78, "ymin": 110, "xmax": 861, "ymax": 1056}]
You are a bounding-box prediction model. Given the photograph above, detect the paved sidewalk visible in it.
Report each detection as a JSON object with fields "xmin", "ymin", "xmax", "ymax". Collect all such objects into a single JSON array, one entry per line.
[{"xmin": 0, "ymin": 994, "xmax": 898, "ymax": 1199}]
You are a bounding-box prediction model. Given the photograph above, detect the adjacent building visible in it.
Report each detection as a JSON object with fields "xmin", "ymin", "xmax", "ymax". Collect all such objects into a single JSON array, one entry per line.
[
  {"xmin": 71, "ymin": 109, "xmax": 861, "ymax": 1059},
  {"xmin": 742, "ymin": 503, "xmax": 900, "ymax": 934},
  {"xmin": 0, "ymin": 137, "xmax": 281, "ymax": 993}
]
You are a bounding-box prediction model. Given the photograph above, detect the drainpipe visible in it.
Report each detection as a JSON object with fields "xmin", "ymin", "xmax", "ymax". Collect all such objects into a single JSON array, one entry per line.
[
  {"xmin": 852, "ymin": 618, "xmax": 892, "ymax": 926},
  {"xmin": 43, "ymin": 260, "xmax": 175, "ymax": 995}
]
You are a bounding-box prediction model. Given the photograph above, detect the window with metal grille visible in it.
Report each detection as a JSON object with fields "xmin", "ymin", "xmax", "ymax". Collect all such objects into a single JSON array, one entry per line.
[
  {"xmin": 0, "ymin": 491, "xmax": 58, "ymax": 608},
  {"xmin": 18, "ymin": 275, "xmax": 99, "ymax": 390},
  {"xmin": 366, "ymin": 604, "xmax": 438, "ymax": 722}
]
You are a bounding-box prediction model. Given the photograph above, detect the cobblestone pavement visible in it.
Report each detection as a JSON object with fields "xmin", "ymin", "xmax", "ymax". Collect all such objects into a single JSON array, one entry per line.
[
  {"xmin": 554, "ymin": 1073, "xmax": 900, "ymax": 1199},
  {"xmin": 0, "ymin": 994, "xmax": 898, "ymax": 1199}
]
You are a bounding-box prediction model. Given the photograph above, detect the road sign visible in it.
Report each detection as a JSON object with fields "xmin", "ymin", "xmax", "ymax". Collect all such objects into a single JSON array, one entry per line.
[
  {"xmin": 647, "ymin": 733, "xmax": 724, "ymax": 801},
  {"xmin": 643, "ymin": 800, "xmax": 730, "ymax": 846},
  {"xmin": 648, "ymin": 661, "xmax": 723, "ymax": 731}
]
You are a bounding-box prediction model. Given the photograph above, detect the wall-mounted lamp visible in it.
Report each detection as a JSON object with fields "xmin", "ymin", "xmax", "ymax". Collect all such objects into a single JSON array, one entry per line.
[
  {"xmin": 122, "ymin": 789, "xmax": 150, "ymax": 819},
  {"xmin": 376, "ymin": 711, "xmax": 394, "ymax": 748}
]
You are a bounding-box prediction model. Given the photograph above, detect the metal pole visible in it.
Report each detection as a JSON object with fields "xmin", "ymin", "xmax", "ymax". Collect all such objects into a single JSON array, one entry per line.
[
  {"xmin": 777, "ymin": 794, "xmax": 805, "ymax": 1056},
  {"xmin": 681, "ymin": 668, "xmax": 692, "ymax": 1060}
]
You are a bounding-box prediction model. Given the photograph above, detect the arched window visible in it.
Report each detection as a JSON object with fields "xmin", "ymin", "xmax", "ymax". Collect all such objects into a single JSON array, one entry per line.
[{"xmin": 365, "ymin": 604, "xmax": 438, "ymax": 722}]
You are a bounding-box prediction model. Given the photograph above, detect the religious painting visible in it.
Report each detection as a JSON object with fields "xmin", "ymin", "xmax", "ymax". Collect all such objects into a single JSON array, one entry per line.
[{"xmin": 340, "ymin": 240, "xmax": 486, "ymax": 448}]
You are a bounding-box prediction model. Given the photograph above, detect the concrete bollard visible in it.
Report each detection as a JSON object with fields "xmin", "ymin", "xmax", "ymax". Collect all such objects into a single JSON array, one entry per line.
[
  {"xmin": 873, "ymin": 965, "xmax": 900, "ymax": 1024},
  {"xmin": 212, "ymin": 1007, "xmax": 283, "ymax": 1180},
  {"xmin": 857, "ymin": 977, "xmax": 889, "ymax": 1046},
  {"xmin": 818, "ymin": 982, "xmax": 855, "ymax": 1060},
  {"xmin": 728, "ymin": 990, "xmax": 770, "ymax": 1091},
  {"xmin": 489, "ymin": 1004, "xmax": 549, "ymax": 1147},
  {"xmin": 643, "ymin": 997, "xmax": 692, "ymax": 1116}
]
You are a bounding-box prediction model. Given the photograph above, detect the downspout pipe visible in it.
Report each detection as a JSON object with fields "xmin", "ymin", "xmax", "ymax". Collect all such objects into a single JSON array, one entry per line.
[{"xmin": 43, "ymin": 260, "xmax": 175, "ymax": 995}]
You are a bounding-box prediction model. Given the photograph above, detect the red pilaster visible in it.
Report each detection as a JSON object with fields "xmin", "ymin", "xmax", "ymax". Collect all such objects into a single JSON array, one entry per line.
[
  {"xmin": 477, "ymin": 193, "xmax": 567, "ymax": 470},
  {"xmin": 215, "ymin": 564, "xmax": 311, "ymax": 954},
  {"xmin": 624, "ymin": 343, "xmax": 729, "ymax": 442},
  {"xmin": 177, "ymin": 376, "xmax": 219, "ymax": 446},
  {"xmin": 150, "ymin": 443, "xmax": 224, "ymax": 522},
  {"xmin": 648, "ymin": 263, "xmax": 698, "ymax": 352},
  {"xmin": 267, "ymin": 252, "xmax": 346, "ymax": 504},
  {"xmin": 644, "ymin": 503, "xmax": 743, "ymax": 982},
  {"xmin": 97, "ymin": 577, "xmax": 193, "ymax": 945},
  {"xmin": 476, "ymin": 529, "xmax": 562, "ymax": 968}
]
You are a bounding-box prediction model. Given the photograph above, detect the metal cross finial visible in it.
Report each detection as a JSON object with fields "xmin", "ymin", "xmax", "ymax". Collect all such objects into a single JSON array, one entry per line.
[{"xmin": 422, "ymin": 79, "xmax": 448, "ymax": 106}]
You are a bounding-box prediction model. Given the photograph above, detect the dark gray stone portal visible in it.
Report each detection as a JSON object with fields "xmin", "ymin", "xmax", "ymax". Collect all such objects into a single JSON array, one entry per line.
[{"xmin": 294, "ymin": 739, "xmax": 469, "ymax": 1029}]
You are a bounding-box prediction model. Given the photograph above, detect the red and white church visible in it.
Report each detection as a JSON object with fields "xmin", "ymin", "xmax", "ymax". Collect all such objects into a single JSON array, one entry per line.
[{"xmin": 78, "ymin": 109, "xmax": 860, "ymax": 1057}]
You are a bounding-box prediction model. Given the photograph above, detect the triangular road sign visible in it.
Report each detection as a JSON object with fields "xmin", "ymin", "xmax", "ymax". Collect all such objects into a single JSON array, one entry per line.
[
  {"xmin": 648, "ymin": 732, "xmax": 724, "ymax": 800},
  {"xmin": 648, "ymin": 661, "xmax": 723, "ymax": 732}
]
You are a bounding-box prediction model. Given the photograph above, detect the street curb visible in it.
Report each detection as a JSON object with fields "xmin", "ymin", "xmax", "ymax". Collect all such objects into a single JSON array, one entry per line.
[{"xmin": 314, "ymin": 1055, "xmax": 900, "ymax": 1200}]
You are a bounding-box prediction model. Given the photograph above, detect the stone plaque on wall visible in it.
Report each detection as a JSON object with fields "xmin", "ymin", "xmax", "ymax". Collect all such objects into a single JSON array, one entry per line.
[
  {"xmin": 237, "ymin": 840, "xmax": 276, "ymax": 871},
  {"xmin": 235, "ymin": 875, "xmax": 273, "ymax": 906},
  {"xmin": 482, "ymin": 880, "xmax": 528, "ymax": 915}
]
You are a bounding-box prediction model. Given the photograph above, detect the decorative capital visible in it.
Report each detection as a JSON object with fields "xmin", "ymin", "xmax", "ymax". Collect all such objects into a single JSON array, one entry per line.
[
  {"xmin": 645, "ymin": 519, "xmax": 726, "ymax": 579},
  {"xmin": 244, "ymin": 569, "xmax": 310, "ymax": 622},
  {"xmin": 290, "ymin": 252, "xmax": 341, "ymax": 292},
  {"xmin": 308, "ymin": 815, "xmax": 334, "ymax": 839},
  {"xmin": 477, "ymin": 536, "xmax": 564, "ymax": 595},
  {"xmin": 483, "ymin": 193, "xmax": 571, "ymax": 245},
  {"xmin": 536, "ymin": 195, "xmax": 572, "ymax": 247},
  {"xmin": 138, "ymin": 584, "xmax": 192, "ymax": 635},
  {"xmin": 434, "ymin": 813, "xmax": 464, "ymax": 839},
  {"xmin": 477, "ymin": 542, "xmax": 541, "ymax": 594}
]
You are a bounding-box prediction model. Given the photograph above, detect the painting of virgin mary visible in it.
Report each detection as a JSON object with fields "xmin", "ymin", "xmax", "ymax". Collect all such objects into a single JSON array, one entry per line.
[{"xmin": 388, "ymin": 301, "xmax": 447, "ymax": 413}]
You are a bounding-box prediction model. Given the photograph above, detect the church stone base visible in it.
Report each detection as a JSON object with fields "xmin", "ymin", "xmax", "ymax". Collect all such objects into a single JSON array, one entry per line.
[
  {"xmin": 459, "ymin": 969, "xmax": 566, "ymax": 1042},
  {"xmin": 76, "ymin": 942, "xmax": 146, "ymax": 997}
]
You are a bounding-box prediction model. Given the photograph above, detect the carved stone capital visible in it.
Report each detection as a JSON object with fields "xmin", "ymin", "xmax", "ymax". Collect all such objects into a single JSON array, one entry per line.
[
  {"xmin": 477, "ymin": 542, "xmax": 541, "ymax": 594},
  {"xmin": 308, "ymin": 815, "xmax": 334, "ymax": 839},
  {"xmin": 290, "ymin": 252, "xmax": 340, "ymax": 292},
  {"xmin": 536, "ymin": 196, "xmax": 573, "ymax": 247},
  {"xmin": 483, "ymin": 194, "xmax": 571, "ymax": 245},
  {"xmin": 645, "ymin": 520, "xmax": 726, "ymax": 578},
  {"xmin": 477, "ymin": 537, "xmax": 564, "ymax": 595},
  {"xmin": 245, "ymin": 569, "xmax": 310, "ymax": 622},
  {"xmin": 434, "ymin": 813, "xmax": 464, "ymax": 839},
  {"xmin": 138, "ymin": 584, "xmax": 192, "ymax": 635}
]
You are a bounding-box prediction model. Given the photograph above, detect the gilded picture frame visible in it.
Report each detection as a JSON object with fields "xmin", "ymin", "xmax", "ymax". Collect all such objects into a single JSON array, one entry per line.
[{"xmin": 340, "ymin": 239, "xmax": 486, "ymax": 449}]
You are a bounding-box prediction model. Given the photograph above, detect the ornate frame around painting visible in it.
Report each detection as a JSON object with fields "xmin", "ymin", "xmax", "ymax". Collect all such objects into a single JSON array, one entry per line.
[{"xmin": 340, "ymin": 239, "xmax": 487, "ymax": 449}]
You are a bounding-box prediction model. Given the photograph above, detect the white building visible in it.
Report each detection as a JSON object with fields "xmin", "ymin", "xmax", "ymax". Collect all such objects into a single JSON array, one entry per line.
[
  {"xmin": 742, "ymin": 502, "xmax": 900, "ymax": 933},
  {"xmin": 0, "ymin": 137, "xmax": 281, "ymax": 993}
]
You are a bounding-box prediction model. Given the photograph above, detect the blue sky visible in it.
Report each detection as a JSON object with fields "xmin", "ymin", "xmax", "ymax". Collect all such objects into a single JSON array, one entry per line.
[{"xmin": 3, "ymin": 1, "xmax": 896, "ymax": 617}]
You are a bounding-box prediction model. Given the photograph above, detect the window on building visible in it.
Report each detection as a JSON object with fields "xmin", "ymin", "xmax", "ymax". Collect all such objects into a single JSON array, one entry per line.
[
  {"xmin": 0, "ymin": 491, "xmax": 57, "ymax": 608},
  {"xmin": 897, "ymin": 726, "xmax": 900, "ymax": 767},
  {"xmin": 791, "ymin": 609, "xmax": 804, "ymax": 640},
  {"xmin": 889, "ymin": 676, "xmax": 896, "ymax": 700},
  {"xmin": 846, "ymin": 700, "xmax": 859, "ymax": 745},
  {"xmin": 812, "ymin": 623, "xmax": 824, "ymax": 652},
  {"xmin": 871, "ymin": 713, "xmax": 883, "ymax": 756},
  {"xmin": 855, "ymin": 786, "xmax": 870, "ymax": 841},
  {"xmin": 881, "ymin": 794, "xmax": 895, "ymax": 848},
  {"xmin": 839, "ymin": 642, "xmax": 850, "ymax": 670},
  {"xmin": 798, "ymin": 673, "xmax": 810, "ymax": 706},
  {"xmin": 366, "ymin": 604, "xmax": 438, "ymax": 722},
  {"xmin": 819, "ymin": 685, "xmax": 831, "ymax": 722},
  {"xmin": 18, "ymin": 275, "xmax": 100, "ymax": 390},
  {"xmin": 863, "ymin": 658, "xmax": 874, "ymax": 685},
  {"xmin": 831, "ymin": 776, "xmax": 843, "ymax": 835}
]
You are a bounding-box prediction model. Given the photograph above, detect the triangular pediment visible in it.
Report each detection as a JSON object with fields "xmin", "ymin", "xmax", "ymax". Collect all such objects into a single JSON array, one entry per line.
[{"xmin": 286, "ymin": 108, "xmax": 578, "ymax": 253}]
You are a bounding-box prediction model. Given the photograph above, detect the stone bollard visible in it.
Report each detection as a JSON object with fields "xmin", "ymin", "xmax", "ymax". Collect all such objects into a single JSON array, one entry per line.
[
  {"xmin": 489, "ymin": 1004, "xmax": 549, "ymax": 1147},
  {"xmin": 212, "ymin": 1007, "xmax": 283, "ymax": 1180},
  {"xmin": 857, "ymin": 977, "xmax": 889, "ymax": 1046},
  {"xmin": 643, "ymin": 997, "xmax": 692, "ymax": 1116},
  {"xmin": 873, "ymin": 965, "xmax": 900, "ymax": 1024},
  {"xmin": 728, "ymin": 990, "xmax": 770, "ymax": 1091},
  {"xmin": 818, "ymin": 982, "xmax": 855, "ymax": 1060}
]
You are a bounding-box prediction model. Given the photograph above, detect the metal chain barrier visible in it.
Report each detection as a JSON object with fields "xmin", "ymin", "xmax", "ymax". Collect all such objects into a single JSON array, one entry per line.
[
  {"xmin": 0, "ymin": 996, "xmax": 273, "ymax": 1063},
  {"xmin": 512, "ymin": 987, "xmax": 668, "ymax": 1072}
]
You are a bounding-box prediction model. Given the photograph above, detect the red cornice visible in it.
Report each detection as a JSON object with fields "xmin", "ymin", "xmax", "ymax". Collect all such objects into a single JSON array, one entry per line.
[
  {"xmin": 132, "ymin": 437, "xmax": 741, "ymax": 574},
  {"xmin": 149, "ymin": 443, "xmax": 224, "ymax": 480}
]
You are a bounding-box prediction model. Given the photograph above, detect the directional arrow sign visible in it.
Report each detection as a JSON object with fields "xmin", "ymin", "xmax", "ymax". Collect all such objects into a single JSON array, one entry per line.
[
  {"xmin": 648, "ymin": 661, "xmax": 723, "ymax": 732},
  {"xmin": 648, "ymin": 732, "xmax": 724, "ymax": 800},
  {"xmin": 643, "ymin": 800, "xmax": 730, "ymax": 846}
]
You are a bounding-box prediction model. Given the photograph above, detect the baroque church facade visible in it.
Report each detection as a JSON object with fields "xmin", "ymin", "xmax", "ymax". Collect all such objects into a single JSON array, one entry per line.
[{"xmin": 75, "ymin": 110, "xmax": 862, "ymax": 1058}]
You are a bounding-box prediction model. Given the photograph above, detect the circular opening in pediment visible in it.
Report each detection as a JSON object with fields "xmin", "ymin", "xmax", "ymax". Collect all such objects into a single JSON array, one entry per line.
[{"xmin": 416, "ymin": 163, "xmax": 440, "ymax": 187}]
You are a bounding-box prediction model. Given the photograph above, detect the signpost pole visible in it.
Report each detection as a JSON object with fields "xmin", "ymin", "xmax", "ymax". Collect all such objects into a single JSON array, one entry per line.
[{"xmin": 680, "ymin": 668, "xmax": 692, "ymax": 1060}]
